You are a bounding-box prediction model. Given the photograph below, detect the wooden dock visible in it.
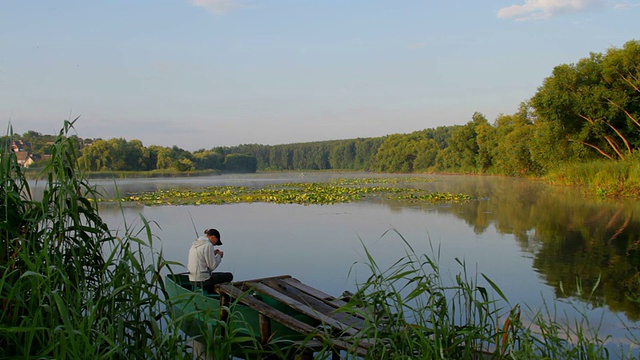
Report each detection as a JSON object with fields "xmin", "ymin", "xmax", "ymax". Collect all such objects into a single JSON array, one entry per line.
[{"xmin": 215, "ymin": 275, "xmax": 374, "ymax": 358}]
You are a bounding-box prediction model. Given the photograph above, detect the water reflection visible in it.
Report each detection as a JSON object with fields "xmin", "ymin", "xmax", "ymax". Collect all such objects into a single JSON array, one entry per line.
[{"xmin": 413, "ymin": 176, "xmax": 640, "ymax": 320}]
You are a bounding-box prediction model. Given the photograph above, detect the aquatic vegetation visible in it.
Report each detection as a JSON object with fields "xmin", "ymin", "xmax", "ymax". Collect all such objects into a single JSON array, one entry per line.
[{"xmin": 112, "ymin": 178, "xmax": 475, "ymax": 206}]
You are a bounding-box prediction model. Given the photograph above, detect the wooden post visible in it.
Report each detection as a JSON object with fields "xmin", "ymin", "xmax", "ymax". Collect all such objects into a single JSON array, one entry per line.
[
  {"xmin": 219, "ymin": 292, "xmax": 230, "ymax": 337},
  {"xmin": 259, "ymin": 313, "xmax": 271, "ymax": 345}
]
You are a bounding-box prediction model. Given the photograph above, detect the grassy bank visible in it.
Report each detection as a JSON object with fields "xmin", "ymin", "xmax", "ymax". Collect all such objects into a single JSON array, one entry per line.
[
  {"xmin": 2, "ymin": 122, "xmax": 639, "ymax": 359},
  {"xmin": 544, "ymin": 155, "xmax": 640, "ymax": 197}
]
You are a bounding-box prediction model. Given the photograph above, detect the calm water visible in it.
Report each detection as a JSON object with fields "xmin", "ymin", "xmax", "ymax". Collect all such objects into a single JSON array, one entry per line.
[{"xmin": 89, "ymin": 173, "xmax": 640, "ymax": 353}]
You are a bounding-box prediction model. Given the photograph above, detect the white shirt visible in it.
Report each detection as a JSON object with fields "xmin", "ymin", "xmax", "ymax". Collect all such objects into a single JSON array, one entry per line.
[{"xmin": 187, "ymin": 236, "xmax": 222, "ymax": 282}]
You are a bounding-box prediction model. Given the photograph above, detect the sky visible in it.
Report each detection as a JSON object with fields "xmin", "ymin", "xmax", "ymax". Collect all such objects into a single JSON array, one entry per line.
[{"xmin": 1, "ymin": 0, "xmax": 639, "ymax": 150}]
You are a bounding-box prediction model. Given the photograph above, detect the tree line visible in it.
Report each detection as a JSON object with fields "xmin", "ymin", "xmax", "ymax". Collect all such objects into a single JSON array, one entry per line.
[
  {"xmin": 78, "ymin": 140, "xmax": 257, "ymax": 173},
  {"xmin": 373, "ymin": 40, "xmax": 640, "ymax": 176},
  {"xmin": 6, "ymin": 40, "xmax": 639, "ymax": 176}
]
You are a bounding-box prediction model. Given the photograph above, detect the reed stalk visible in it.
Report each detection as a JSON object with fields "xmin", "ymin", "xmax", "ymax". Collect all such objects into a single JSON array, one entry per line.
[{"xmin": 329, "ymin": 230, "xmax": 623, "ymax": 359}]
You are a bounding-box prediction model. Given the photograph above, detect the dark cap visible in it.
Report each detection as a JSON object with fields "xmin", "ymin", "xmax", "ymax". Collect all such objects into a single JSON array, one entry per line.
[{"xmin": 205, "ymin": 228, "xmax": 222, "ymax": 245}]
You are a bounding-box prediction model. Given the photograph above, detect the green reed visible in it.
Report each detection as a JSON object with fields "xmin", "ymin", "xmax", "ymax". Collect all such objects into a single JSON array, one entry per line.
[
  {"xmin": 0, "ymin": 121, "xmax": 197, "ymax": 359},
  {"xmin": 545, "ymin": 155, "xmax": 640, "ymax": 197},
  {"xmin": 324, "ymin": 230, "xmax": 625, "ymax": 359}
]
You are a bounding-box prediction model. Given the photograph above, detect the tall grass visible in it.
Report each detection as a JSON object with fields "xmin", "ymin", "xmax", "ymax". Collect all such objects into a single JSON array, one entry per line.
[
  {"xmin": 545, "ymin": 154, "xmax": 640, "ymax": 197},
  {"xmin": 0, "ymin": 121, "xmax": 196, "ymax": 359},
  {"xmin": 336, "ymin": 230, "xmax": 622, "ymax": 359}
]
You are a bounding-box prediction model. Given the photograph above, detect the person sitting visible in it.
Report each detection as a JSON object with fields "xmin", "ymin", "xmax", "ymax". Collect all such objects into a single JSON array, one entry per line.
[{"xmin": 187, "ymin": 228, "xmax": 233, "ymax": 293}]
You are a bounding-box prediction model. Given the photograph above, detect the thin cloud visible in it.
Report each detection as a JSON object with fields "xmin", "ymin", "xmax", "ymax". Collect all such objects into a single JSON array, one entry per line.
[
  {"xmin": 497, "ymin": 0, "xmax": 608, "ymax": 20},
  {"xmin": 190, "ymin": 0, "xmax": 246, "ymax": 14}
]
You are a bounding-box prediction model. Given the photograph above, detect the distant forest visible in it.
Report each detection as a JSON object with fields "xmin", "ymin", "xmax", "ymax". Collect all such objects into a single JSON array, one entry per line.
[{"xmin": 5, "ymin": 40, "xmax": 639, "ymax": 177}]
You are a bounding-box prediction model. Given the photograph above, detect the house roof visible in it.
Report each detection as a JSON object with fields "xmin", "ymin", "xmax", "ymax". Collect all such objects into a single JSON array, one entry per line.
[{"xmin": 15, "ymin": 151, "xmax": 30, "ymax": 162}]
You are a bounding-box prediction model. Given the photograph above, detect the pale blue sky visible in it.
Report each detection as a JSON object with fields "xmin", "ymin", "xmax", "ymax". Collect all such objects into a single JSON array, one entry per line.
[{"xmin": 1, "ymin": 0, "xmax": 638, "ymax": 149}]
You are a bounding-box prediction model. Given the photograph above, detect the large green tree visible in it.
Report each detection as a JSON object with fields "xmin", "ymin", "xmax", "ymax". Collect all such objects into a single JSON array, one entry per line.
[
  {"xmin": 376, "ymin": 133, "xmax": 419, "ymax": 173},
  {"xmin": 223, "ymin": 153, "xmax": 257, "ymax": 173},
  {"xmin": 435, "ymin": 116, "xmax": 485, "ymax": 172},
  {"xmin": 376, "ymin": 127, "xmax": 453, "ymax": 173},
  {"xmin": 150, "ymin": 145, "xmax": 193, "ymax": 171},
  {"xmin": 329, "ymin": 141, "xmax": 356, "ymax": 170},
  {"xmin": 491, "ymin": 104, "xmax": 542, "ymax": 176},
  {"xmin": 531, "ymin": 40, "xmax": 640, "ymax": 160},
  {"xmin": 471, "ymin": 112, "xmax": 494, "ymax": 173},
  {"xmin": 78, "ymin": 138, "xmax": 150, "ymax": 171},
  {"xmin": 192, "ymin": 149, "xmax": 224, "ymax": 170}
]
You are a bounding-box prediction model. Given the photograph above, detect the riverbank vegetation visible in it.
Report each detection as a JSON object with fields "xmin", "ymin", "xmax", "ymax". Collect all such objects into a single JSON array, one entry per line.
[
  {"xmin": 1, "ymin": 122, "xmax": 191, "ymax": 358},
  {"xmin": 2, "ymin": 122, "xmax": 640, "ymax": 358},
  {"xmin": 6, "ymin": 40, "xmax": 640, "ymax": 197},
  {"xmin": 340, "ymin": 233, "xmax": 618, "ymax": 359},
  {"xmin": 544, "ymin": 155, "xmax": 640, "ymax": 197}
]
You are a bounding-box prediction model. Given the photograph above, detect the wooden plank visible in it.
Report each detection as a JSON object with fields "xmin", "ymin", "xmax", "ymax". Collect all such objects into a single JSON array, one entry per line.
[
  {"xmin": 262, "ymin": 278, "xmax": 367, "ymax": 331},
  {"xmin": 233, "ymin": 274, "xmax": 292, "ymax": 285},
  {"xmin": 217, "ymin": 283, "xmax": 317, "ymax": 335},
  {"xmin": 280, "ymin": 278, "xmax": 368, "ymax": 317},
  {"xmin": 250, "ymin": 282, "xmax": 361, "ymax": 337},
  {"xmin": 216, "ymin": 284, "xmax": 369, "ymax": 357},
  {"xmin": 281, "ymin": 278, "xmax": 348, "ymax": 307},
  {"xmin": 268, "ymin": 278, "xmax": 373, "ymax": 326}
]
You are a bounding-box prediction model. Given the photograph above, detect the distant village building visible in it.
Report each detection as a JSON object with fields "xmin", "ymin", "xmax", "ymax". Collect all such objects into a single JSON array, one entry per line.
[
  {"xmin": 11, "ymin": 140, "xmax": 32, "ymax": 152},
  {"xmin": 15, "ymin": 151, "xmax": 35, "ymax": 168},
  {"xmin": 9, "ymin": 140, "xmax": 35, "ymax": 167}
]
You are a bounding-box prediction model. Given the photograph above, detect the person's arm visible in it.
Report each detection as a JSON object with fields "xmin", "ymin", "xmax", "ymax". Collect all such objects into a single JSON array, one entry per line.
[{"xmin": 204, "ymin": 246, "xmax": 222, "ymax": 272}]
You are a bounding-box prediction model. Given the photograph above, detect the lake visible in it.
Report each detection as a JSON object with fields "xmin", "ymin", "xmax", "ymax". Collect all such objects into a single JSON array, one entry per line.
[{"xmin": 88, "ymin": 172, "xmax": 640, "ymax": 355}]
